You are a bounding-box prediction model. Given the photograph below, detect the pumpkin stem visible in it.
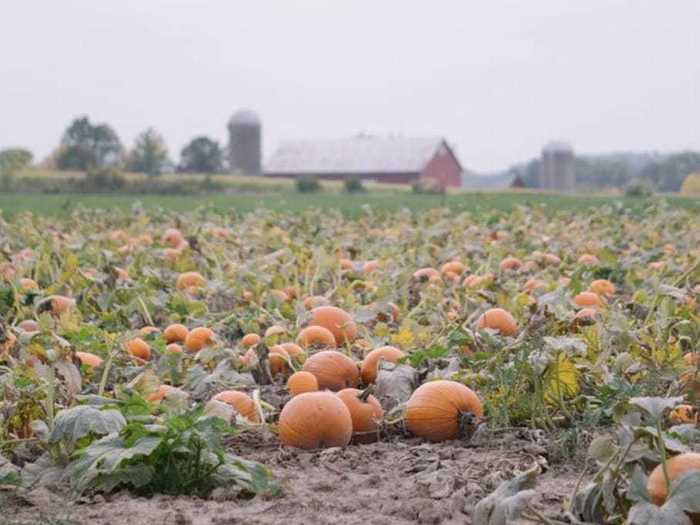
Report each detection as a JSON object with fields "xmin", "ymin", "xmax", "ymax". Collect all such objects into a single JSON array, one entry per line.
[
  {"xmin": 358, "ymin": 385, "xmax": 375, "ymax": 402},
  {"xmin": 458, "ymin": 410, "xmax": 479, "ymax": 439}
]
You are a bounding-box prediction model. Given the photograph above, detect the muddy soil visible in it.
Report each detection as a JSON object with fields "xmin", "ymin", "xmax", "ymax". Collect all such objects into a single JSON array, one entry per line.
[{"xmin": 3, "ymin": 428, "xmax": 578, "ymax": 525}]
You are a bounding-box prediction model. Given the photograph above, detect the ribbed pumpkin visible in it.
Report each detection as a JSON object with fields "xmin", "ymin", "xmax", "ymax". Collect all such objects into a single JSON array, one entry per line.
[
  {"xmin": 185, "ymin": 326, "xmax": 214, "ymax": 352},
  {"xmin": 213, "ymin": 390, "xmax": 259, "ymax": 422},
  {"xmin": 279, "ymin": 342, "xmax": 307, "ymax": 364},
  {"xmin": 241, "ymin": 333, "xmax": 261, "ymax": 347},
  {"xmin": 302, "ymin": 350, "xmax": 359, "ymax": 391},
  {"xmin": 578, "ymin": 253, "xmax": 600, "ymax": 266},
  {"xmin": 476, "ymin": 308, "xmax": 518, "ymax": 336},
  {"xmin": 287, "ymin": 371, "xmax": 319, "ymax": 396},
  {"xmin": 308, "ymin": 306, "xmax": 357, "ymax": 346},
  {"xmin": 296, "ymin": 325, "xmax": 337, "ymax": 349},
  {"xmin": 278, "ymin": 391, "xmax": 353, "ymax": 449},
  {"xmin": 268, "ymin": 346, "xmax": 291, "ymax": 376},
  {"xmin": 75, "ymin": 351, "xmax": 103, "ymax": 372},
  {"xmin": 163, "ymin": 323, "xmax": 189, "ymax": 343},
  {"xmin": 574, "ymin": 291, "xmax": 602, "ymax": 308},
  {"xmin": 360, "ymin": 346, "xmax": 405, "ymax": 384},
  {"xmin": 176, "ymin": 271, "xmax": 206, "ymax": 291},
  {"xmin": 336, "ymin": 387, "xmax": 384, "ymax": 444},
  {"xmin": 124, "ymin": 337, "xmax": 151, "ymax": 360},
  {"xmin": 440, "ymin": 261, "xmax": 465, "ymax": 276},
  {"xmin": 50, "ymin": 295, "xmax": 76, "ymax": 315},
  {"xmin": 499, "ymin": 257, "xmax": 522, "ymax": 271},
  {"xmin": 589, "ymin": 279, "xmax": 615, "ymax": 297},
  {"xmin": 405, "ymin": 380, "xmax": 483, "ymax": 442},
  {"xmin": 647, "ymin": 452, "xmax": 700, "ymax": 508}
]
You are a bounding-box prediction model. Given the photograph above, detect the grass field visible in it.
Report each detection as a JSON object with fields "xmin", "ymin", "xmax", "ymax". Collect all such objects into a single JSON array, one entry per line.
[{"xmin": 0, "ymin": 190, "xmax": 698, "ymax": 218}]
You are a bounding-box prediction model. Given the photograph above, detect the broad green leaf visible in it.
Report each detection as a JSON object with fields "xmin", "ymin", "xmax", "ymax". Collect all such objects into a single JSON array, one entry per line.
[
  {"xmin": 627, "ymin": 502, "xmax": 691, "ymax": 525},
  {"xmin": 49, "ymin": 406, "xmax": 126, "ymax": 450},
  {"xmin": 667, "ymin": 471, "xmax": 700, "ymax": 513},
  {"xmin": 473, "ymin": 464, "xmax": 539, "ymax": 525},
  {"xmin": 544, "ymin": 353, "xmax": 579, "ymax": 404},
  {"xmin": 629, "ymin": 396, "xmax": 684, "ymax": 424}
]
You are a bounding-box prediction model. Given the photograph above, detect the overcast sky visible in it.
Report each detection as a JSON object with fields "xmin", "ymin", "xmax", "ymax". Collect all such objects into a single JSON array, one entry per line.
[{"xmin": 1, "ymin": 0, "xmax": 698, "ymax": 173}]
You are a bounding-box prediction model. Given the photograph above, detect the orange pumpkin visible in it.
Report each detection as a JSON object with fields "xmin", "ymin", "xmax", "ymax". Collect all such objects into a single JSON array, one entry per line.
[
  {"xmin": 362, "ymin": 260, "xmax": 380, "ymax": 273},
  {"xmin": 185, "ymin": 326, "xmax": 214, "ymax": 353},
  {"xmin": 578, "ymin": 253, "xmax": 600, "ymax": 266},
  {"xmin": 589, "ymin": 279, "xmax": 615, "ymax": 297},
  {"xmin": 669, "ymin": 404, "xmax": 698, "ymax": 425},
  {"xmin": 302, "ymin": 350, "xmax": 359, "ymax": 391},
  {"xmin": 264, "ymin": 325, "xmax": 287, "ymax": 339},
  {"xmin": 523, "ymin": 279, "xmax": 547, "ymax": 293},
  {"xmin": 499, "ymin": 257, "xmax": 522, "ymax": 271},
  {"xmin": 50, "ymin": 295, "xmax": 76, "ymax": 315},
  {"xmin": 213, "ymin": 390, "xmax": 259, "ymax": 422},
  {"xmin": 139, "ymin": 326, "xmax": 160, "ymax": 336},
  {"xmin": 268, "ymin": 345, "xmax": 291, "ymax": 376},
  {"xmin": 647, "ymin": 452, "xmax": 700, "ymax": 506},
  {"xmin": 166, "ymin": 343, "xmax": 183, "ymax": 354},
  {"xmin": 18, "ymin": 319, "xmax": 39, "ymax": 332},
  {"xmin": 287, "ymin": 371, "xmax": 319, "ymax": 396},
  {"xmin": 440, "ymin": 261, "xmax": 465, "ymax": 276},
  {"xmin": 241, "ymin": 333, "xmax": 261, "ymax": 347},
  {"xmin": 574, "ymin": 291, "xmax": 602, "ymax": 308},
  {"xmin": 574, "ymin": 308, "xmax": 598, "ymax": 322},
  {"xmin": 360, "ymin": 346, "xmax": 405, "ymax": 384},
  {"xmin": 413, "ymin": 267, "xmax": 440, "ymax": 281},
  {"xmin": 405, "ymin": 380, "xmax": 483, "ymax": 442},
  {"xmin": 279, "ymin": 342, "xmax": 307, "ymax": 364},
  {"xmin": 296, "ymin": 326, "xmax": 337, "ymax": 349},
  {"xmin": 308, "ymin": 306, "xmax": 357, "ymax": 346},
  {"xmin": 19, "ymin": 278, "xmax": 39, "ymax": 291},
  {"xmin": 176, "ymin": 271, "xmax": 206, "ymax": 291},
  {"xmin": 147, "ymin": 384, "xmax": 183, "ymax": 402},
  {"xmin": 336, "ymin": 387, "xmax": 384, "ymax": 444},
  {"xmin": 303, "ymin": 295, "xmax": 331, "ymax": 310},
  {"xmin": 476, "ymin": 308, "xmax": 518, "ymax": 336},
  {"xmin": 162, "ymin": 228, "xmax": 185, "ymax": 248},
  {"xmin": 124, "ymin": 337, "xmax": 151, "ymax": 360},
  {"xmin": 164, "ymin": 323, "xmax": 189, "ymax": 343},
  {"xmin": 543, "ymin": 253, "xmax": 561, "ymax": 266},
  {"xmin": 75, "ymin": 351, "xmax": 103, "ymax": 372},
  {"xmin": 278, "ymin": 391, "xmax": 353, "ymax": 449}
]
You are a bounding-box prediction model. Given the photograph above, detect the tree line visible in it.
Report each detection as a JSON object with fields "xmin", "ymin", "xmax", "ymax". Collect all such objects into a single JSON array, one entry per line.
[{"xmin": 47, "ymin": 116, "xmax": 224, "ymax": 175}]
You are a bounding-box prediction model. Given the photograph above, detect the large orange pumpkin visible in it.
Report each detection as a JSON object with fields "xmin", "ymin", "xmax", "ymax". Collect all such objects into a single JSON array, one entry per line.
[
  {"xmin": 268, "ymin": 345, "xmax": 291, "ymax": 376},
  {"xmin": 287, "ymin": 371, "xmax": 319, "ymax": 396},
  {"xmin": 163, "ymin": 323, "xmax": 189, "ymax": 344},
  {"xmin": 647, "ymin": 452, "xmax": 700, "ymax": 506},
  {"xmin": 589, "ymin": 279, "xmax": 615, "ymax": 297},
  {"xmin": 578, "ymin": 253, "xmax": 600, "ymax": 266},
  {"xmin": 302, "ymin": 350, "xmax": 359, "ymax": 391},
  {"xmin": 308, "ymin": 306, "xmax": 357, "ymax": 346},
  {"xmin": 440, "ymin": 261, "xmax": 465, "ymax": 276},
  {"xmin": 296, "ymin": 326, "xmax": 337, "ymax": 349},
  {"xmin": 176, "ymin": 271, "xmax": 206, "ymax": 291},
  {"xmin": 279, "ymin": 342, "xmax": 307, "ymax": 364},
  {"xmin": 241, "ymin": 333, "xmax": 261, "ymax": 347},
  {"xmin": 413, "ymin": 267, "xmax": 440, "ymax": 281},
  {"xmin": 476, "ymin": 308, "xmax": 518, "ymax": 336},
  {"xmin": 278, "ymin": 391, "xmax": 353, "ymax": 449},
  {"xmin": 213, "ymin": 390, "xmax": 259, "ymax": 422},
  {"xmin": 499, "ymin": 257, "xmax": 522, "ymax": 271},
  {"xmin": 185, "ymin": 326, "xmax": 214, "ymax": 353},
  {"xmin": 360, "ymin": 346, "xmax": 405, "ymax": 384},
  {"xmin": 336, "ymin": 388, "xmax": 384, "ymax": 444},
  {"xmin": 405, "ymin": 380, "xmax": 483, "ymax": 442},
  {"xmin": 50, "ymin": 295, "xmax": 76, "ymax": 315},
  {"xmin": 75, "ymin": 351, "xmax": 103, "ymax": 372},
  {"xmin": 162, "ymin": 228, "xmax": 185, "ymax": 248},
  {"xmin": 574, "ymin": 291, "xmax": 602, "ymax": 308},
  {"xmin": 124, "ymin": 337, "xmax": 151, "ymax": 360}
]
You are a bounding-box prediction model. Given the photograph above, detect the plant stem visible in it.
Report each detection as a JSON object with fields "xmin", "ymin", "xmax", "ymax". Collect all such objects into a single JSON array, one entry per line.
[{"xmin": 656, "ymin": 418, "xmax": 671, "ymax": 497}]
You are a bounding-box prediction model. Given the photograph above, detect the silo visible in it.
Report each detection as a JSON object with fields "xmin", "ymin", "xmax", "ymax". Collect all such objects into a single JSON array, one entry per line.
[
  {"xmin": 227, "ymin": 109, "xmax": 261, "ymax": 175},
  {"xmin": 540, "ymin": 141, "xmax": 575, "ymax": 191}
]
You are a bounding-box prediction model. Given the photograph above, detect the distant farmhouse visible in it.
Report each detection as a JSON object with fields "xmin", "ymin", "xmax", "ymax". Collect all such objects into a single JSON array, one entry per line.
[{"xmin": 265, "ymin": 136, "xmax": 463, "ymax": 188}]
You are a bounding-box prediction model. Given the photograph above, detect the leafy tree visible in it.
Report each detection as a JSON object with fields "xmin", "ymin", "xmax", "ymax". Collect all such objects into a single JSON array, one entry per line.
[
  {"xmin": 178, "ymin": 136, "xmax": 224, "ymax": 174},
  {"xmin": 0, "ymin": 148, "xmax": 33, "ymax": 175},
  {"xmin": 126, "ymin": 128, "xmax": 170, "ymax": 176},
  {"xmin": 55, "ymin": 116, "xmax": 123, "ymax": 170}
]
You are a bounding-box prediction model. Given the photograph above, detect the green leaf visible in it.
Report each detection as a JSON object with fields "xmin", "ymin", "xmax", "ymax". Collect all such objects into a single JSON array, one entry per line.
[
  {"xmin": 587, "ymin": 435, "xmax": 618, "ymax": 465},
  {"xmin": 627, "ymin": 502, "xmax": 691, "ymax": 525},
  {"xmin": 473, "ymin": 465, "xmax": 539, "ymax": 525},
  {"xmin": 628, "ymin": 396, "xmax": 684, "ymax": 423},
  {"xmin": 667, "ymin": 471, "xmax": 700, "ymax": 513},
  {"xmin": 627, "ymin": 465, "xmax": 649, "ymax": 503},
  {"xmin": 49, "ymin": 406, "xmax": 126, "ymax": 450},
  {"xmin": 543, "ymin": 353, "xmax": 580, "ymax": 404}
]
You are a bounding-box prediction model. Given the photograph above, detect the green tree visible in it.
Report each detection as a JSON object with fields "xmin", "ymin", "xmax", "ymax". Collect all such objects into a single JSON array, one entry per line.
[
  {"xmin": 55, "ymin": 116, "xmax": 123, "ymax": 170},
  {"xmin": 178, "ymin": 136, "xmax": 223, "ymax": 174},
  {"xmin": 126, "ymin": 128, "xmax": 170, "ymax": 176},
  {"xmin": 0, "ymin": 148, "xmax": 33, "ymax": 175}
]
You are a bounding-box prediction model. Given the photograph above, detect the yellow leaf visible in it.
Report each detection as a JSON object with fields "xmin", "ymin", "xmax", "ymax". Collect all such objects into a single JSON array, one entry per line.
[{"xmin": 544, "ymin": 354, "xmax": 579, "ymax": 405}]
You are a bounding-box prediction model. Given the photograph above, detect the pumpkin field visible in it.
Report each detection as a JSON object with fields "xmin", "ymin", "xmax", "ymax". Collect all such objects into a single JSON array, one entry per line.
[{"xmin": 0, "ymin": 197, "xmax": 699, "ymax": 525}]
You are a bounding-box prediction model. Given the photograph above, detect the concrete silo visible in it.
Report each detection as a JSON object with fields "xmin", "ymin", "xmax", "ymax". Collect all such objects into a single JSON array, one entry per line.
[
  {"xmin": 227, "ymin": 109, "xmax": 261, "ymax": 175},
  {"xmin": 539, "ymin": 141, "xmax": 575, "ymax": 192}
]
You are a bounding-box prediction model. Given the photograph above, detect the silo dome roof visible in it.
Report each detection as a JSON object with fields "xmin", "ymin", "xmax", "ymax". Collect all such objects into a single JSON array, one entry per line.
[
  {"xmin": 542, "ymin": 141, "xmax": 574, "ymax": 154},
  {"xmin": 229, "ymin": 109, "xmax": 261, "ymax": 126}
]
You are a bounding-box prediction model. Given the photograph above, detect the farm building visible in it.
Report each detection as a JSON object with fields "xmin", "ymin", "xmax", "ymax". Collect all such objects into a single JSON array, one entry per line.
[{"xmin": 264, "ymin": 136, "xmax": 463, "ymax": 187}]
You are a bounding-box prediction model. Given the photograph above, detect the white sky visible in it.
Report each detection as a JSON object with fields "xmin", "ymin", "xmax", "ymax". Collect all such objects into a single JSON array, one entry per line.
[{"xmin": 1, "ymin": 0, "xmax": 698, "ymax": 173}]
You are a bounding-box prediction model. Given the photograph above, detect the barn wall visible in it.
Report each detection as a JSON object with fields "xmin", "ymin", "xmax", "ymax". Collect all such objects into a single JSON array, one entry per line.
[
  {"xmin": 420, "ymin": 146, "xmax": 463, "ymax": 187},
  {"xmin": 265, "ymin": 172, "xmax": 420, "ymax": 184}
]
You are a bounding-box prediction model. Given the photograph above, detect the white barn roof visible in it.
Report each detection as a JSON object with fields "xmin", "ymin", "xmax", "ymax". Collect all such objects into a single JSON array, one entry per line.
[{"xmin": 265, "ymin": 136, "xmax": 448, "ymax": 175}]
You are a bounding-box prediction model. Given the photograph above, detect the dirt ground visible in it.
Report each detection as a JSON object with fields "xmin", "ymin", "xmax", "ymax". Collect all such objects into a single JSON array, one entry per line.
[{"xmin": 2, "ymin": 428, "xmax": 578, "ymax": 525}]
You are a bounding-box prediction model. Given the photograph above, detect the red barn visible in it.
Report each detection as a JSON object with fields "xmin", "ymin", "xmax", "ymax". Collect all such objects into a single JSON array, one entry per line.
[{"xmin": 264, "ymin": 135, "xmax": 463, "ymax": 187}]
